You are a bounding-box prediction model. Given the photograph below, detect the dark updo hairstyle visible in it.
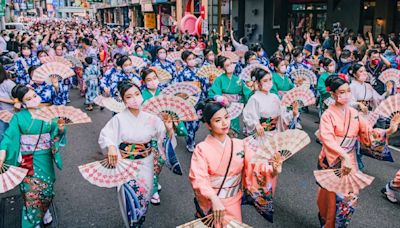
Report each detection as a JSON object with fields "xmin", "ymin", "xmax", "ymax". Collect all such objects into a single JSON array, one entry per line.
[
  {"xmin": 252, "ymin": 44, "xmax": 263, "ymax": 53},
  {"xmin": 0, "ymin": 64, "xmax": 9, "ymax": 84},
  {"xmin": 216, "ymin": 55, "xmax": 228, "ymax": 69},
  {"xmin": 117, "ymin": 79, "xmax": 141, "ymax": 99},
  {"xmin": 244, "ymin": 51, "xmax": 256, "ymax": 64},
  {"xmin": 181, "ymin": 50, "xmax": 194, "ymax": 61},
  {"xmin": 203, "ymin": 48, "xmax": 213, "ymax": 57},
  {"xmin": 156, "ymin": 46, "xmax": 166, "ymax": 54},
  {"xmin": 251, "ymin": 68, "xmax": 270, "ymax": 82},
  {"xmin": 28, "ymin": 65, "xmax": 40, "ymax": 77},
  {"xmin": 195, "ymin": 98, "xmax": 225, "ymax": 124},
  {"xmin": 319, "ymin": 57, "xmax": 333, "ymax": 67},
  {"xmin": 116, "ymin": 55, "xmax": 130, "ymax": 67},
  {"xmin": 37, "ymin": 50, "xmax": 48, "ymax": 58},
  {"xmin": 291, "ymin": 46, "xmax": 303, "ymax": 58},
  {"xmin": 12, "ymin": 84, "xmax": 30, "ymax": 102},
  {"xmin": 325, "ymin": 74, "xmax": 349, "ymax": 93},
  {"xmin": 141, "ymin": 68, "xmax": 157, "ymax": 81},
  {"xmin": 348, "ymin": 63, "xmax": 364, "ymax": 77},
  {"xmin": 270, "ymin": 55, "xmax": 284, "ymax": 68},
  {"xmin": 134, "ymin": 45, "xmax": 143, "ymax": 52}
]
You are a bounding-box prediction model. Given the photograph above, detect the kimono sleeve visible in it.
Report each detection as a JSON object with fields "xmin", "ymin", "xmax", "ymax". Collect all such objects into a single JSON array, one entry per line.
[
  {"xmin": 50, "ymin": 118, "xmax": 66, "ymax": 170},
  {"xmin": 0, "ymin": 114, "xmax": 21, "ymax": 166},
  {"xmin": 317, "ymin": 74, "xmax": 330, "ymax": 99},
  {"xmin": 242, "ymin": 96, "xmax": 260, "ymax": 133},
  {"xmin": 189, "ymin": 145, "xmax": 217, "ymax": 200},
  {"xmin": 241, "ymin": 82, "xmax": 253, "ymax": 103},
  {"xmin": 358, "ymin": 114, "xmax": 386, "ymax": 147},
  {"xmin": 98, "ymin": 116, "xmax": 122, "ymax": 154},
  {"xmin": 207, "ymin": 77, "xmax": 223, "ymax": 98},
  {"xmin": 319, "ymin": 112, "xmax": 347, "ymax": 164},
  {"xmin": 278, "ymin": 103, "xmax": 297, "ymax": 130}
]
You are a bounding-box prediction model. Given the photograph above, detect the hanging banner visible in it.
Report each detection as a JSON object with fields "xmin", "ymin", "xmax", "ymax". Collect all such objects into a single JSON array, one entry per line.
[
  {"xmin": 0, "ymin": 0, "xmax": 5, "ymax": 16},
  {"xmin": 144, "ymin": 12, "xmax": 156, "ymax": 29}
]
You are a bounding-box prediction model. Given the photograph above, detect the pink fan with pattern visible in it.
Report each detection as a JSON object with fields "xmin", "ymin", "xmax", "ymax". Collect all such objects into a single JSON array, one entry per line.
[
  {"xmin": 40, "ymin": 56, "xmax": 73, "ymax": 68},
  {"xmin": 239, "ymin": 63, "xmax": 270, "ymax": 82},
  {"xmin": 226, "ymin": 102, "xmax": 244, "ymax": 119},
  {"xmin": 166, "ymin": 51, "xmax": 183, "ymax": 63},
  {"xmin": 375, "ymin": 94, "xmax": 400, "ymax": 125},
  {"xmin": 0, "ymin": 164, "xmax": 28, "ymax": 193},
  {"xmin": 281, "ymin": 87, "xmax": 316, "ymax": 107},
  {"xmin": 31, "ymin": 106, "xmax": 91, "ymax": 125},
  {"xmin": 290, "ymin": 68, "xmax": 317, "ymax": 87},
  {"xmin": 379, "ymin": 68, "xmax": 400, "ymax": 87},
  {"xmin": 220, "ymin": 51, "xmax": 240, "ymax": 63},
  {"xmin": 142, "ymin": 95, "xmax": 198, "ymax": 122},
  {"xmin": 129, "ymin": 56, "xmax": 147, "ymax": 70},
  {"xmin": 32, "ymin": 62, "xmax": 75, "ymax": 84},
  {"xmin": 78, "ymin": 158, "xmax": 141, "ymax": 188},
  {"xmin": 314, "ymin": 169, "xmax": 374, "ymax": 194}
]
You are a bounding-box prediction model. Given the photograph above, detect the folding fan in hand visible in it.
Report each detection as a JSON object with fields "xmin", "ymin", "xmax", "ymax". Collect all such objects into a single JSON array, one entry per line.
[
  {"xmin": 161, "ymin": 82, "xmax": 201, "ymax": 106},
  {"xmin": 166, "ymin": 51, "xmax": 183, "ymax": 63},
  {"xmin": 0, "ymin": 163, "xmax": 28, "ymax": 193},
  {"xmin": 0, "ymin": 110, "xmax": 13, "ymax": 123},
  {"xmin": 65, "ymin": 55, "xmax": 84, "ymax": 68},
  {"xmin": 142, "ymin": 95, "xmax": 198, "ymax": 122},
  {"xmin": 253, "ymin": 129, "xmax": 310, "ymax": 164},
  {"xmin": 226, "ymin": 102, "xmax": 244, "ymax": 119},
  {"xmin": 150, "ymin": 67, "xmax": 172, "ymax": 83},
  {"xmin": 95, "ymin": 96, "xmax": 126, "ymax": 113},
  {"xmin": 129, "ymin": 56, "xmax": 147, "ymax": 70},
  {"xmin": 314, "ymin": 169, "xmax": 374, "ymax": 194},
  {"xmin": 176, "ymin": 214, "xmax": 214, "ymax": 228},
  {"xmin": 78, "ymin": 158, "xmax": 142, "ymax": 188},
  {"xmin": 31, "ymin": 106, "xmax": 92, "ymax": 125},
  {"xmin": 32, "ymin": 62, "xmax": 75, "ymax": 84},
  {"xmin": 239, "ymin": 63, "xmax": 270, "ymax": 82},
  {"xmin": 197, "ymin": 65, "xmax": 224, "ymax": 82},
  {"xmin": 379, "ymin": 68, "xmax": 400, "ymax": 88},
  {"xmin": 281, "ymin": 87, "xmax": 316, "ymax": 108},
  {"xmin": 375, "ymin": 94, "xmax": 400, "ymax": 125},
  {"xmin": 40, "ymin": 56, "xmax": 73, "ymax": 68},
  {"xmin": 220, "ymin": 51, "xmax": 240, "ymax": 63},
  {"xmin": 290, "ymin": 68, "xmax": 317, "ymax": 88}
]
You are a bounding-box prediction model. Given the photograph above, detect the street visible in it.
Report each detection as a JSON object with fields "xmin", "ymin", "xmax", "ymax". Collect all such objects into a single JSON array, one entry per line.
[{"xmin": 2, "ymin": 89, "xmax": 399, "ymax": 228}]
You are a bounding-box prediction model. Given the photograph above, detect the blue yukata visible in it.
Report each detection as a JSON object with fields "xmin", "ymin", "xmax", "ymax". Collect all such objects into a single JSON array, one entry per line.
[
  {"xmin": 15, "ymin": 56, "xmax": 40, "ymax": 85},
  {"xmin": 257, "ymin": 56, "xmax": 270, "ymax": 67},
  {"xmin": 202, "ymin": 60, "xmax": 214, "ymax": 67},
  {"xmin": 31, "ymin": 82, "xmax": 68, "ymax": 105},
  {"xmin": 107, "ymin": 70, "xmax": 141, "ymax": 98},
  {"xmin": 84, "ymin": 64, "xmax": 101, "ymax": 104},
  {"xmin": 234, "ymin": 61, "xmax": 244, "ymax": 76},
  {"xmin": 99, "ymin": 67, "xmax": 117, "ymax": 94},
  {"xmin": 151, "ymin": 59, "xmax": 176, "ymax": 89},
  {"xmin": 286, "ymin": 61, "xmax": 312, "ymax": 82},
  {"xmin": 173, "ymin": 66, "xmax": 209, "ymax": 150}
]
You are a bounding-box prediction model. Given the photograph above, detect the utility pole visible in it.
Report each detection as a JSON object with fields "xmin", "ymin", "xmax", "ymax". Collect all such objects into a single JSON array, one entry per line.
[{"xmin": 217, "ymin": 0, "xmax": 221, "ymax": 37}]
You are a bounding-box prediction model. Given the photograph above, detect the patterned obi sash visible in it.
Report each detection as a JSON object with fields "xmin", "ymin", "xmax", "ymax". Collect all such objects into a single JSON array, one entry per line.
[
  {"xmin": 20, "ymin": 133, "xmax": 51, "ymax": 154},
  {"xmin": 337, "ymin": 136, "xmax": 357, "ymax": 154},
  {"xmin": 222, "ymin": 94, "xmax": 242, "ymax": 103},
  {"xmin": 260, "ymin": 117, "xmax": 278, "ymax": 132},
  {"xmin": 210, "ymin": 174, "xmax": 242, "ymax": 199},
  {"xmin": 119, "ymin": 141, "xmax": 154, "ymax": 160}
]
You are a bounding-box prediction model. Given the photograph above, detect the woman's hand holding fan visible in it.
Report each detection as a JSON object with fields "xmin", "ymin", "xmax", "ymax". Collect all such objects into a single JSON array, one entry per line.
[
  {"xmin": 387, "ymin": 115, "xmax": 400, "ymax": 135},
  {"xmin": 271, "ymin": 153, "xmax": 283, "ymax": 176},
  {"xmin": 292, "ymin": 101, "xmax": 299, "ymax": 117},
  {"xmin": 160, "ymin": 112, "xmax": 175, "ymax": 138},
  {"xmin": 57, "ymin": 118, "xmax": 65, "ymax": 133},
  {"xmin": 295, "ymin": 77, "xmax": 304, "ymax": 87},
  {"xmin": 341, "ymin": 153, "xmax": 352, "ymax": 176},
  {"xmin": 0, "ymin": 150, "xmax": 5, "ymax": 169},
  {"xmin": 210, "ymin": 195, "xmax": 225, "ymax": 228},
  {"xmin": 107, "ymin": 146, "xmax": 119, "ymax": 166},
  {"xmin": 256, "ymin": 124, "xmax": 265, "ymax": 137}
]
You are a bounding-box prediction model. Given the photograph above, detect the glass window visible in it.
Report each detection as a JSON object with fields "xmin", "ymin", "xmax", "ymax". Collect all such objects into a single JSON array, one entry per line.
[{"xmin": 292, "ymin": 4, "xmax": 306, "ymax": 11}]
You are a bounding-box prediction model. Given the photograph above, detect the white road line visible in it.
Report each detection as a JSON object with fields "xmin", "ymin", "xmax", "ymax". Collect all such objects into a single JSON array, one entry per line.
[{"xmin": 389, "ymin": 145, "xmax": 400, "ymax": 153}]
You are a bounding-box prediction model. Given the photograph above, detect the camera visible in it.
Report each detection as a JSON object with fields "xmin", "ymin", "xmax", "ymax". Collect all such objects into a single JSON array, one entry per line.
[{"xmin": 333, "ymin": 22, "xmax": 342, "ymax": 35}]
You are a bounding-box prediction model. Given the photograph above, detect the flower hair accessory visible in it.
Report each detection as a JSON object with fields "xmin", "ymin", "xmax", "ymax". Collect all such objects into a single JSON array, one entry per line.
[
  {"xmin": 338, "ymin": 73, "xmax": 349, "ymax": 82},
  {"xmin": 214, "ymin": 96, "xmax": 228, "ymax": 107},
  {"xmin": 326, "ymin": 86, "xmax": 331, "ymax": 92}
]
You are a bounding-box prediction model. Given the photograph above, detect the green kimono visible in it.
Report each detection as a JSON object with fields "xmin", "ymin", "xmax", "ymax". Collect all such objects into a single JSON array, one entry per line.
[
  {"xmin": 141, "ymin": 88, "xmax": 187, "ymax": 195},
  {"xmin": 0, "ymin": 109, "xmax": 64, "ymax": 228},
  {"xmin": 271, "ymin": 72, "xmax": 295, "ymax": 98},
  {"xmin": 208, "ymin": 73, "xmax": 253, "ymax": 134},
  {"xmin": 317, "ymin": 72, "xmax": 332, "ymax": 115}
]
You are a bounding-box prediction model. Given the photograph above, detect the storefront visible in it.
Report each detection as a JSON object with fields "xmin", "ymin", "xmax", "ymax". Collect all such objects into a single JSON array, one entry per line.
[{"xmin": 287, "ymin": 0, "xmax": 328, "ymax": 35}]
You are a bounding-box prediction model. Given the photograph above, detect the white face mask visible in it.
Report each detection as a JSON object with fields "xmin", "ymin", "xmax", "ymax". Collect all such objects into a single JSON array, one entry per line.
[
  {"xmin": 125, "ymin": 95, "xmax": 143, "ymax": 109},
  {"xmin": 279, "ymin": 65, "xmax": 287, "ymax": 73},
  {"xmin": 187, "ymin": 59, "xmax": 196, "ymax": 67},
  {"xmin": 25, "ymin": 95, "xmax": 42, "ymax": 108},
  {"xmin": 358, "ymin": 73, "xmax": 368, "ymax": 82},
  {"xmin": 336, "ymin": 92, "xmax": 351, "ymax": 105},
  {"xmin": 328, "ymin": 65, "xmax": 336, "ymax": 73},
  {"xmin": 226, "ymin": 65, "xmax": 235, "ymax": 74},
  {"xmin": 158, "ymin": 53, "xmax": 167, "ymax": 60},
  {"xmin": 261, "ymin": 81, "xmax": 273, "ymax": 92}
]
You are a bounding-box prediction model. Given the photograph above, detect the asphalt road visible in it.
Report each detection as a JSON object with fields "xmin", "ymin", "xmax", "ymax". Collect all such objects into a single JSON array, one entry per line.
[{"xmin": 2, "ymin": 89, "xmax": 400, "ymax": 228}]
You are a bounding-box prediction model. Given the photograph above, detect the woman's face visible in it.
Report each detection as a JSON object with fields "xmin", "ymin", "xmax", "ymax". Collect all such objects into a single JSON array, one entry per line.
[
  {"xmin": 123, "ymin": 85, "xmax": 143, "ymax": 110},
  {"xmin": 122, "ymin": 59, "xmax": 132, "ymax": 70},
  {"xmin": 355, "ymin": 66, "xmax": 367, "ymax": 80},
  {"xmin": 55, "ymin": 46, "xmax": 63, "ymax": 56},
  {"xmin": 332, "ymin": 83, "xmax": 351, "ymax": 102},
  {"xmin": 206, "ymin": 108, "xmax": 230, "ymax": 135},
  {"xmin": 257, "ymin": 74, "xmax": 273, "ymax": 92},
  {"xmin": 248, "ymin": 55, "xmax": 257, "ymax": 64},
  {"xmin": 38, "ymin": 53, "xmax": 48, "ymax": 63},
  {"xmin": 144, "ymin": 72, "xmax": 158, "ymax": 84}
]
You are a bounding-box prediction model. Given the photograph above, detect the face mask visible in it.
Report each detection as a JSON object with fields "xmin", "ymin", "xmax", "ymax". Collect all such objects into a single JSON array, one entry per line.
[
  {"xmin": 258, "ymin": 51, "xmax": 265, "ymax": 57},
  {"xmin": 147, "ymin": 80, "xmax": 159, "ymax": 90},
  {"xmin": 123, "ymin": 66, "xmax": 134, "ymax": 73},
  {"xmin": 278, "ymin": 46, "xmax": 284, "ymax": 52},
  {"xmin": 226, "ymin": 65, "xmax": 235, "ymax": 74},
  {"xmin": 158, "ymin": 53, "xmax": 167, "ymax": 60},
  {"xmin": 279, "ymin": 65, "xmax": 287, "ymax": 73},
  {"xmin": 296, "ymin": 56, "xmax": 303, "ymax": 63},
  {"xmin": 358, "ymin": 73, "xmax": 368, "ymax": 82},
  {"xmin": 336, "ymin": 92, "xmax": 351, "ymax": 105},
  {"xmin": 207, "ymin": 55, "xmax": 215, "ymax": 62},
  {"xmin": 25, "ymin": 95, "xmax": 42, "ymax": 108},
  {"xmin": 261, "ymin": 81, "xmax": 273, "ymax": 92},
  {"xmin": 328, "ymin": 65, "xmax": 336, "ymax": 73},
  {"xmin": 126, "ymin": 96, "xmax": 143, "ymax": 109},
  {"xmin": 187, "ymin": 59, "xmax": 196, "ymax": 67},
  {"xmin": 372, "ymin": 59, "xmax": 380, "ymax": 65},
  {"xmin": 249, "ymin": 60, "xmax": 258, "ymax": 65},
  {"xmin": 117, "ymin": 43, "xmax": 123, "ymax": 48},
  {"xmin": 137, "ymin": 51, "xmax": 143, "ymax": 56}
]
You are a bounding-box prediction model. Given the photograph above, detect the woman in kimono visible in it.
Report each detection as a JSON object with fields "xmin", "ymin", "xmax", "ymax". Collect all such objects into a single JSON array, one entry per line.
[
  {"xmin": 0, "ymin": 84, "xmax": 66, "ymax": 228},
  {"xmin": 381, "ymin": 170, "xmax": 400, "ymax": 203},
  {"xmin": 133, "ymin": 45, "xmax": 151, "ymax": 68},
  {"xmin": 54, "ymin": 43, "xmax": 73, "ymax": 103},
  {"xmin": 270, "ymin": 56, "xmax": 295, "ymax": 98},
  {"xmin": 208, "ymin": 56, "xmax": 253, "ymax": 137},
  {"xmin": 83, "ymin": 57, "xmax": 100, "ymax": 111},
  {"xmin": 107, "ymin": 55, "xmax": 141, "ymax": 98},
  {"xmin": 286, "ymin": 47, "xmax": 312, "ymax": 80},
  {"xmin": 15, "ymin": 44, "xmax": 41, "ymax": 85},
  {"xmin": 140, "ymin": 68, "xmax": 187, "ymax": 205},
  {"xmin": 253, "ymin": 44, "xmax": 269, "ymax": 67},
  {"xmin": 202, "ymin": 49, "xmax": 216, "ymax": 67},
  {"xmin": 317, "ymin": 75, "xmax": 399, "ymax": 228},
  {"xmin": 348, "ymin": 63, "xmax": 391, "ymax": 116},
  {"xmin": 151, "ymin": 47, "xmax": 176, "ymax": 78},
  {"xmin": 172, "ymin": 50, "xmax": 209, "ymax": 152},
  {"xmin": 189, "ymin": 99, "xmax": 281, "ymax": 227},
  {"xmin": 28, "ymin": 66, "xmax": 68, "ymax": 106},
  {"xmin": 243, "ymin": 68, "xmax": 299, "ymax": 136},
  {"xmin": 317, "ymin": 57, "xmax": 336, "ymax": 116},
  {"xmin": 100, "ymin": 53, "xmax": 122, "ymax": 98},
  {"xmin": 98, "ymin": 80, "xmax": 175, "ymax": 228}
]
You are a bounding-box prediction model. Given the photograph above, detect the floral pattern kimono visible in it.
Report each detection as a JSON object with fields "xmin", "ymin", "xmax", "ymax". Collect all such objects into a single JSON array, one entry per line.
[
  {"xmin": 172, "ymin": 66, "xmax": 209, "ymax": 149},
  {"xmin": 189, "ymin": 135, "xmax": 276, "ymax": 225},
  {"xmin": 99, "ymin": 67, "xmax": 117, "ymax": 95},
  {"xmin": 208, "ymin": 73, "xmax": 253, "ymax": 134},
  {"xmin": 0, "ymin": 109, "xmax": 65, "ymax": 228},
  {"xmin": 98, "ymin": 110, "xmax": 176, "ymax": 228},
  {"xmin": 15, "ymin": 56, "xmax": 41, "ymax": 85},
  {"xmin": 317, "ymin": 72, "xmax": 333, "ymax": 116},
  {"xmin": 151, "ymin": 59, "xmax": 176, "ymax": 90},
  {"xmin": 107, "ymin": 70, "xmax": 141, "ymax": 98},
  {"xmin": 318, "ymin": 105, "xmax": 387, "ymax": 228},
  {"xmin": 31, "ymin": 82, "xmax": 68, "ymax": 106},
  {"xmin": 83, "ymin": 64, "xmax": 101, "ymax": 104}
]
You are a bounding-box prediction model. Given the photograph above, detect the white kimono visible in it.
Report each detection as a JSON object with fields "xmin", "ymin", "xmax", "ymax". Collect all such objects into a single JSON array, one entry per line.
[
  {"xmin": 350, "ymin": 80, "xmax": 385, "ymax": 111},
  {"xmin": 98, "ymin": 109, "xmax": 170, "ymax": 228}
]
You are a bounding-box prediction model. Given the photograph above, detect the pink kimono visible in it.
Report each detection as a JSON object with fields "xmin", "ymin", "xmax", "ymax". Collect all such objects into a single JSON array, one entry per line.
[
  {"xmin": 318, "ymin": 105, "xmax": 386, "ymax": 228},
  {"xmin": 189, "ymin": 135, "xmax": 275, "ymax": 225}
]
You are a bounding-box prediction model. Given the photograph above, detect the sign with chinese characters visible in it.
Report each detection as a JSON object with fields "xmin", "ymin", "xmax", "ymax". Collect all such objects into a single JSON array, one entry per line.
[{"xmin": 144, "ymin": 12, "xmax": 156, "ymax": 29}]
